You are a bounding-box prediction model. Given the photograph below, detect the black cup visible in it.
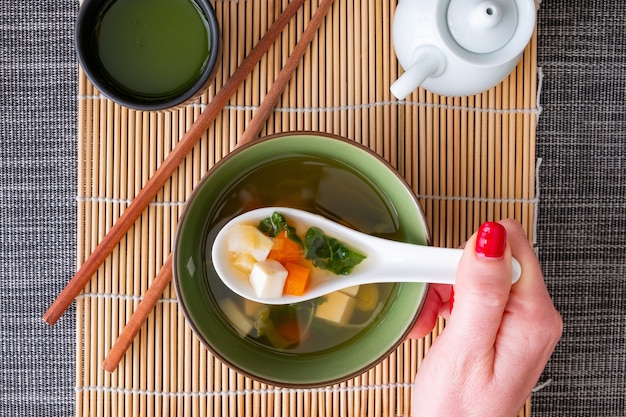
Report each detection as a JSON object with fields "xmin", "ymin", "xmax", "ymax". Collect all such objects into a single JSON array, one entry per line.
[{"xmin": 75, "ymin": 0, "xmax": 221, "ymax": 111}]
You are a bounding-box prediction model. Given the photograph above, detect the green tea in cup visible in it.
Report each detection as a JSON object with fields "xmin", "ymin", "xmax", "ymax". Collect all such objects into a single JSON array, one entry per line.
[{"xmin": 76, "ymin": 0, "xmax": 220, "ymax": 111}]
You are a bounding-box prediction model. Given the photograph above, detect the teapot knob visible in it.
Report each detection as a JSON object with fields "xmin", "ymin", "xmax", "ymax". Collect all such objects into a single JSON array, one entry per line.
[
  {"xmin": 448, "ymin": 0, "xmax": 519, "ymax": 54},
  {"xmin": 470, "ymin": 1, "xmax": 503, "ymax": 29}
]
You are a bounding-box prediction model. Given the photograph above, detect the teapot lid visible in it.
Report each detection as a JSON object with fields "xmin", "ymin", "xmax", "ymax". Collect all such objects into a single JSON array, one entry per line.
[{"xmin": 447, "ymin": 0, "xmax": 519, "ymax": 54}]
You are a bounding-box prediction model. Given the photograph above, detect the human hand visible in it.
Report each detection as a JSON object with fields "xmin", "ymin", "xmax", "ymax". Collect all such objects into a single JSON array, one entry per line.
[{"xmin": 410, "ymin": 220, "xmax": 562, "ymax": 417}]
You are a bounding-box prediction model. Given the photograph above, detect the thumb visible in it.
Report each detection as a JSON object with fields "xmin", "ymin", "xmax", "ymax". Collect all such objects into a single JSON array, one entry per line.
[{"xmin": 446, "ymin": 221, "xmax": 513, "ymax": 350}]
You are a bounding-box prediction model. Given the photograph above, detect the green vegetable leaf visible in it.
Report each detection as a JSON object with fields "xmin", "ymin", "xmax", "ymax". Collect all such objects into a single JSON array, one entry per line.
[
  {"xmin": 258, "ymin": 212, "xmax": 303, "ymax": 246},
  {"xmin": 257, "ymin": 212, "xmax": 366, "ymax": 275},
  {"xmin": 304, "ymin": 226, "xmax": 366, "ymax": 275}
]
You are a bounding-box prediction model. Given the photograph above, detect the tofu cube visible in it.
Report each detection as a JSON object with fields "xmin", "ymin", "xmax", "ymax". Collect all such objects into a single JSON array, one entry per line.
[
  {"xmin": 340, "ymin": 285, "xmax": 360, "ymax": 297},
  {"xmin": 249, "ymin": 260, "xmax": 288, "ymax": 299},
  {"xmin": 227, "ymin": 224, "xmax": 274, "ymax": 261},
  {"xmin": 233, "ymin": 252, "xmax": 256, "ymax": 273},
  {"xmin": 243, "ymin": 299, "xmax": 267, "ymax": 318},
  {"xmin": 315, "ymin": 291, "xmax": 356, "ymax": 325},
  {"xmin": 218, "ymin": 298, "xmax": 254, "ymax": 336}
]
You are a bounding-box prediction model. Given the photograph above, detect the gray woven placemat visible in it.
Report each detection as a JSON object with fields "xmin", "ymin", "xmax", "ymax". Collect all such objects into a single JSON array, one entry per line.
[
  {"xmin": 0, "ymin": 2, "xmax": 77, "ymax": 416},
  {"xmin": 533, "ymin": 1, "xmax": 626, "ymax": 415},
  {"xmin": 1, "ymin": 0, "xmax": 624, "ymax": 416}
]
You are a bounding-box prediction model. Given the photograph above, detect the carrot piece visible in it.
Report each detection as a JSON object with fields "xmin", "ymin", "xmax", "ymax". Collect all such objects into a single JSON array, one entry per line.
[
  {"xmin": 268, "ymin": 231, "xmax": 304, "ymax": 264},
  {"xmin": 282, "ymin": 262, "xmax": 311, "ymax": 296},
  {"xmin": 276, "ymin": 320, "xmax": 300, "ymax": 343}
]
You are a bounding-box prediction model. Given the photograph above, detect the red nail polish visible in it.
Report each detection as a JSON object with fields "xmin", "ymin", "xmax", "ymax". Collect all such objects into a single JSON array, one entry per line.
[
  {"xmin": 449, "ymin": 286, "xmax": 455, "ymax": 313},
  {"xmin": 475, "ymin": 222, "xmax": 507, "ymax": 258}
]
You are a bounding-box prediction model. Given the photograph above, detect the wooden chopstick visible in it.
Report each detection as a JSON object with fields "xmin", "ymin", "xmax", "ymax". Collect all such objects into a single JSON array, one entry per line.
[
  {"xmin": 102, "ymin": 254, "xmax": 173, "ymax": 372},
  {"xmin": 42, "ymin": 0, "xmax": 306, "ymax": 326},
  {"xmin": 102, "ymin": 0, "xmax": 336, "ymax": 372},
  {"xmin": 236, "ymin": 0, "xmax": 335, "ymax": 146}
]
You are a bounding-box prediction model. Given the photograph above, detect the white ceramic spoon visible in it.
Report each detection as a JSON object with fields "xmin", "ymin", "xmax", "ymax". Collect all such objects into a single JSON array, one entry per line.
[{"xmin": 212, "ymin": 207, "xmax": 522, "ymax": 304}]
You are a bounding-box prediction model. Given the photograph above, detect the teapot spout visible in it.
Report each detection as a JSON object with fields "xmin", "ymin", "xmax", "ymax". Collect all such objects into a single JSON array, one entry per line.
[{"xmin": 390, "ymin": 47, "xmax": 445, "ymax": 99}]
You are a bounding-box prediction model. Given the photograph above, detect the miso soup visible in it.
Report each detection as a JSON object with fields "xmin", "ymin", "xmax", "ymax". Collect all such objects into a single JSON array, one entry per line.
[{"xmin": 202, "ymin": 155, "xmax": 409, "ymax": 354}]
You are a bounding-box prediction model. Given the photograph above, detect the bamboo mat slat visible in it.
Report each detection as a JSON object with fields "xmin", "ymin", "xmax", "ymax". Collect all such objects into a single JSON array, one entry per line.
[{"xmin": 75, "ymin": 0, "xmax": 541, "ymax": 415}]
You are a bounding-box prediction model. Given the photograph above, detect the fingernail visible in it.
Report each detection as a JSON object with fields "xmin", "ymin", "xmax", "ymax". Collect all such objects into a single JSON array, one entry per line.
[
  {"xmin": 449, "ymin": 286, "xmax": 455, "ymax": 313},
  {"xmin": 475, "ymin": 221, "xmax": 507, "ymax": 259}
]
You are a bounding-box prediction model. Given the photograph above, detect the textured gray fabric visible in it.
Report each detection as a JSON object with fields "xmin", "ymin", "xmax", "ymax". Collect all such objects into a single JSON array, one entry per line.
[
  {"xmin": 0, "ymin": 1, "xmax": 78, "ymax": 416},
  {"xmin": 1, "ymin": 0, "xmax": 624, "ymax": 416},
  {"xmin": 533, "ymin": 1, "xmax": 626, "ymax": 415}
]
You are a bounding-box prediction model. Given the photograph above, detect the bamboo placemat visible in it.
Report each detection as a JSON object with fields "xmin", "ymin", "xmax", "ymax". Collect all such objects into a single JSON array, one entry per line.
[{"xmin": 75, "ymin": 0, "xmax": 540, "ymax": 415}]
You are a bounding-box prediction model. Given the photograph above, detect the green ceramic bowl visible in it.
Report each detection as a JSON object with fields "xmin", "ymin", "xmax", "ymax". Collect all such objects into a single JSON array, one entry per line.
[{"xmin": 173, "ymin": 133, "xmax": 430, "ymax": 387}]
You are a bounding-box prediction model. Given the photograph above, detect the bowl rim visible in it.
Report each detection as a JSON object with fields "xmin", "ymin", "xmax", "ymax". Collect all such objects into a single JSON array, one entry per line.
[
  {"xmin": 172, "ymin": 132, "xmax": 431, "ymax": 387},
  {"xmin": 75, "ymin": 0, "xmax": 221, "ymax": 111}
]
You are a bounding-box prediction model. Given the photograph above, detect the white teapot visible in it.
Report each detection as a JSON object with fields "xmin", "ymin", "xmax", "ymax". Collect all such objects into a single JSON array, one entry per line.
[{"xmin": 390, "ymin": 0, "xmax": 536, "ymax": 98}]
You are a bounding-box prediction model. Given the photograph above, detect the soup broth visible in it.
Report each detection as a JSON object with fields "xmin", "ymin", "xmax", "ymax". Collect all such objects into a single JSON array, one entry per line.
[{"xmin": 202, "ymin": 155, "xmax": 409, "ymax": 354}]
